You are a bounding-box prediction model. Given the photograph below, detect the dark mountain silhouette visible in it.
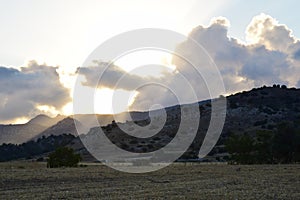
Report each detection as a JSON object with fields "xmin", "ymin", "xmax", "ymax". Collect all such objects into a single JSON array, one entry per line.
[
  {"xmin": 0, "ymin": 112, "xmax": 150, "ymax": 145},
  {"xmin": 76, "ymin": 85, "xmax": 300, "ymax": 162},
  {"xmin": 0, "ymin": 85, "xmax": 299, "ymax": 162}
]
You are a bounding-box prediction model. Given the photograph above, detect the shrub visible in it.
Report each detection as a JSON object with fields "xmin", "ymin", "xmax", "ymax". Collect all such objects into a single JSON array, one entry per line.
[
  {"xmin": 47, "ymin": 147, "xmax": 81, "ymax": 168},
  {"xmin": 281, "ymin": 85, "xmax": 287, "ymax": 89},
  {"xmin": 225, "ymin": 133, "xmax": 255, "ymax": 164}
]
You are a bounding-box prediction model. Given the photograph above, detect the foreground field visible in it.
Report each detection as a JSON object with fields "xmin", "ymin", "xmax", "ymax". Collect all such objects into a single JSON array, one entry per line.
[{"xmin": 0, "ymin": 162, "xmax": 299, "ymax": 199}]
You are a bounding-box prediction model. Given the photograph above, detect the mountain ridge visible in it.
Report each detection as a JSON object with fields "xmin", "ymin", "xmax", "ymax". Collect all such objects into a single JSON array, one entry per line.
[{"xmin": 1, "ymin": 85, "xmax": 299, "ymax": 149}]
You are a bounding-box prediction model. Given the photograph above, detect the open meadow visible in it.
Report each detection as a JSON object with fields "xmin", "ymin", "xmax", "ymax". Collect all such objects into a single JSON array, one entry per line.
[{"xmin": 0, "ymin": 162, "xmax": 299, "ymax": 199}]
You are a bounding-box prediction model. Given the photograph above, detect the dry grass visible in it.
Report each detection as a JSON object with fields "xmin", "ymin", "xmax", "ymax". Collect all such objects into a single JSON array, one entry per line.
[{"xmin": 0, "ymin": 162, "xmax": 299, "ymax": 199}]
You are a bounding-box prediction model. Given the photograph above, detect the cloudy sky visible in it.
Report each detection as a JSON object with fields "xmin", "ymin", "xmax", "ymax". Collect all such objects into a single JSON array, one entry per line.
[{"xmin": 0, "ymin": 0, "xmax": 300, "ymax": 124}]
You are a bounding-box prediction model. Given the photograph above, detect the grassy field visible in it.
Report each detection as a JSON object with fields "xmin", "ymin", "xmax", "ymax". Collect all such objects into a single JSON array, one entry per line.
[{"xmin": 0, "ymin": 162, "xmax": 299, "ymax": 199}]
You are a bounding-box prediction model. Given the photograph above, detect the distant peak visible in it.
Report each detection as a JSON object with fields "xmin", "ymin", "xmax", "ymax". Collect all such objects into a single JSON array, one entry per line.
[
  {"xmin": 27, "ymin": 114, "xmax": 64, "ymax": 127},
  {"xmin": 29, "ymin": 114, "xmax": 51, "ymax": 122}
]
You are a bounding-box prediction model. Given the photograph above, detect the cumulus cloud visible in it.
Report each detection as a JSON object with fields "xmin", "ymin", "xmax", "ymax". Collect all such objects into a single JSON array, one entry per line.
[
  {"xmin": 6, "ymin": 14, "xmax": 300, "ymax": 122},
  {"xmin": 0, "ymin": 61, "xmax": 71, "ymax": 122},
  {"xmin": 240, "ymin": 46, "xmax": 290, "ymax": 86},
  {"xmin": 294, "ymin": 49, "xmax": 300, "ymax": 60},
  {"xmin": 246, "ymin": 13, "xmax": 297, "ymax": 53},
  {"xmin": 78, "ymin": 14, "xmax": 300, "ymax": 112},
  {"xmin": 174, "ymin": 14, "xmax": 300, "ymax": 91},
  {"xmin": 245, "ymin": 13, "xmax": 300, "ymax": 87}
]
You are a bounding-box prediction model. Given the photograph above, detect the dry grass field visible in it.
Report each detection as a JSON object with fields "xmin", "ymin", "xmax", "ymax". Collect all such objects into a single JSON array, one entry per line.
[{"xmin": 0, "ymin": 162, "xmax": 299, "ymax": 199}]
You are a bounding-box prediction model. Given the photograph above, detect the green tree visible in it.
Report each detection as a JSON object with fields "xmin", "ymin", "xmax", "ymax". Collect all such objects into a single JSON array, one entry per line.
[
  {"xmin": 225, "ymin": 133, "xmax": 255, "ymax": 164},
  {"xmin": 47, "ymin": 147, "xmax": 81, "ymax": 168},
  {"xmin": 225, "ymin": 121, "xmax": 300, "ymax": 164},
  {"xmin": 273, "ymin": 122, "xmax": 300, "ymax": 163},
  {"xmin": 255, "ymin": 130, "xmax": 274, "ymax": 164}
]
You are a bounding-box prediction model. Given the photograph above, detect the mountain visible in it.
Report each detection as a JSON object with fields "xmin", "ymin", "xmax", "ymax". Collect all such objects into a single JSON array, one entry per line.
[
  {"xmin": 0, "ymin": 123, "xmax": 47, "ymax": 145},
  {"xmin": 27, "ymin": 114, "xmax": 65, "ymax": 127},
  {"xmin": 73, "ymin": 112, "xmax": 150, "ymax": 131},
  {"xmin": 31, "ymin": 112, "xmax": 150, "ymax": 141},
  {"xmin": 31, "ymin": 117, "xmax": 83, "ymax": 140},
  {"xmin": 0, "ymin": 85, "xmax": 299, "ymax": 162},
  {"xmin": 76, "ymin": 85, "xmax": 300, "ymax": 161},
  {"xmin": 0, "ymin": 111, "xmax": 149, "ymax": 145},
  {"xmin": 0, "ymin": 114, "xmax": 65, "ymax": 144}
]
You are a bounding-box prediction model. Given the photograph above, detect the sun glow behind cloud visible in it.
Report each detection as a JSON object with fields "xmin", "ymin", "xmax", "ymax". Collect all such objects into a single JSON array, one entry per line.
[
  {"xmin": 0, "ymin": 0, "xmax": 232, "ymax": 124},
  {"xmin": 114, "ymin": 50, "xmax": 176, "ymax": 76},
  {"xmin": 69, "ymin": 73, "xmax": 138, "ymax": 115},
  {"xmin": 5, "ymin": 0, "xmax": 300, "ymax": 124},
  {"xmin": 69, "ymin": 51, "xmax": 175, "ymax": 116}
]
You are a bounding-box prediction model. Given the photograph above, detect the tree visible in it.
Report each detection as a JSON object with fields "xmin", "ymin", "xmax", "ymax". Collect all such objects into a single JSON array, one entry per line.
[
  {"xmin": 255, "ymin": 130, "xmax": 274, "ymax": 164},
  {"xmin": 225, "ymin": 121, "xmax": 300, "ymax": 164},
  {"xmin": 47, "ymin": 147, "xmax": 81, "ymax": 168},
  {"xmin": 281, "ymin": 85, "xmax": 287, "ymax": 89},
  {"xmin": 225, "ymin": 133, "xmax": 255, "ymax": 164},
  {"xmin": 272, "ymin": 122, "xmax": 300, "ymax": 163}
]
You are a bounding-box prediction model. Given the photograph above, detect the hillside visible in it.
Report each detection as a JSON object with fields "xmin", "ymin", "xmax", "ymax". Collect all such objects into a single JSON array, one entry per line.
[
  {"xmin": 0, "ymin": 111, "xmax": 150, "ymax": 145},
  {"xmin": 0, "ymin": 115, "xmax": 65, "ymax": 144},
  {"xmin": 31, "ymin": 117, "xmax": 82, "ymax": 141},
  {"xmin": 27, "ymin": 114, "xmax": 65, "ymax": 127},
  {"xmin": 77, "ymin": 85, "xmax": 300, "ymax": 162},
  {"xmin": 0, "ymin": 85, "xmax": 299, "ymax": 162}
]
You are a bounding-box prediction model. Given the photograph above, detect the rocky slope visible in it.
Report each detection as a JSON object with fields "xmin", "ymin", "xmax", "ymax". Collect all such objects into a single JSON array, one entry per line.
[
  {"xmin": 1, "ymin": 85, "xmax": 299, "ymax": 162},
  {"xmin": 76, "ymin": 85, "xmax": 300, "ymax": 161}
]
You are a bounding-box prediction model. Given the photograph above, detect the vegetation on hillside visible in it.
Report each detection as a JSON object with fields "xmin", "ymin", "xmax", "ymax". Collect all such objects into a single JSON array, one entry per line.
[
  {"xmin": 225, "ymin": 120, "xmax": 300, "ymax": 164},
  {"xmin": 0, "ymin": 86, "xmax": 299, "ymax": 164},
  {"xmin": 47, "ymin": 147, "xmax": 81, "ymax": 168},
  {"xmin": 0, "ymin": 134, "xmax": 75, "ymax": 162}
]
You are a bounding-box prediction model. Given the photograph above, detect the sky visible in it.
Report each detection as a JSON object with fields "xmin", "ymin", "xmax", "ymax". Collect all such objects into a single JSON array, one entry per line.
[{"xmin": 0, "ymin": 0, "xmax": 300, "ymax": 124}]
